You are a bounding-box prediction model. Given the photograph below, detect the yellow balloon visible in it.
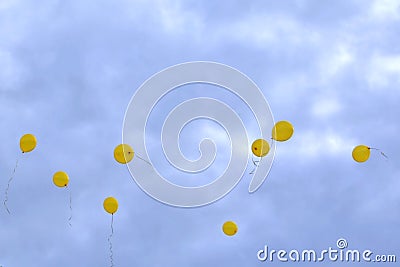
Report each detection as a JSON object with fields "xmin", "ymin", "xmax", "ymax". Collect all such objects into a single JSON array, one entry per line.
[
  {"xmin": 114, "ymin": 144, "xmax": 134, "ymax": 164},
  {"xmin": 352, "ymin": 145, "xmax": 370, "ymax": 163},
  {"xmin": 53, "ymin": 171, "xmax": 69, "ymax": 187},
  {"xmin": 251, "ymin": 139, "xmax": 270, "ymax": 157},
  {"xmin": 272, "ymin": 121, "xmax": 294, "ymax": 142},
  {"xmin": 103, "ymin": 197, "xmax": 118, "ymax": 214},
  {"xmin": 20, "ymin": 134, "xmax": 37, "ymax": 153},
  {"xmin": 222, "ymin": 221, "xmax": 238, "ymax": 236}
]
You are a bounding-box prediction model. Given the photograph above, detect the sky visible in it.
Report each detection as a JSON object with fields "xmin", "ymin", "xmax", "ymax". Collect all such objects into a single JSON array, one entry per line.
[{"xmin": 1, "ymin": 0, "xmax": 400, "ymax": 266}]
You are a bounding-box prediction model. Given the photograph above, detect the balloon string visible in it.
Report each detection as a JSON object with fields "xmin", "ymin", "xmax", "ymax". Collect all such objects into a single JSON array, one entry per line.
[
  {"xmin": 369, "ymin": 147, "xmax": 389, "ymax": 159},
  {"xmin": 249, "ymin": 155, "xmax": 260, "ymax": 175},
  {"xmin": 108, "ymin": 214, "xmax": 114, "ymax": 267},
  {"xmin": 3, "ymin": 158, "xmax": 19, "ymax": 214},
  {"xmin": 136, "ymin": 154, "xmax": 152, "ymax": 166},
  {"xmin": 67, "ymin": 185, "xmax": 72, "ymax": 227}
]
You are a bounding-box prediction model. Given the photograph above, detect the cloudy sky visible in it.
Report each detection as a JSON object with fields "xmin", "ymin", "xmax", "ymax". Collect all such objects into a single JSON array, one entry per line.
[{"xmin": 1, "ymin": 0, "xmax": 400, "ymax": 266}]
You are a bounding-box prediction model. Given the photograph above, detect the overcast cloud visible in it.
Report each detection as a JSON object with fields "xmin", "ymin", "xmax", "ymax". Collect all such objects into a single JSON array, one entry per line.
[{"xmin": 1, "ymin": 0, "xmax": 400, "ymax": 266}]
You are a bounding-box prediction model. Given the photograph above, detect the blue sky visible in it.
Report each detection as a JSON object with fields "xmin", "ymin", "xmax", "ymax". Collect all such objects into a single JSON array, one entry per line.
[{"xmin": 1, "ymin": 0, "xmax": 400, "ymax": 266}]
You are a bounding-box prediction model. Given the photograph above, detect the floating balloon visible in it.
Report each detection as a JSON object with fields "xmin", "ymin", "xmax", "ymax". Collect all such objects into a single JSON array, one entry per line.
[
  {"xmin": 4, "ymin": 133, "xmax": 37, "ymax": 214},
  {"xmin": 251, "ymin": 139, "xmax": 270, "ymax": 157},
  {"xmin": 53, "ymin": 171, "xmax": 72, "ymax": 226},
  {"xmin": 20, "ymin": 133, "xmax": 37, "ymax": 153},
  {"xmin": 352, "ymin": 145, "xmax": 370, "ymax": 163},
  {"xmin": 222, "ymin": 221, "xmax": 238, "ymax": 236},
  {"xmin": 104, "ymin": 196, "xmax": 118, "ymax": 214},
  {"xmin": 249, "ymin": 139, "xmax": 270, "ymax": 174},
  {"xmin": 104, "ymin": 196, "xmax": 118, "ymax": 267},
  {"xmin": 272, "ymin": 121, "xmax": 294, "ymax": 142},
  {"xmin": 53, "ymin": 171, "xmax": 69, "ymax": 187},
  {"xmin": 113, "ymin": 144, "xmax": 134, "ymax": 164},
  {"xmin": 352, "ymin": 145, "xmax": 388, "ymax": 163}
]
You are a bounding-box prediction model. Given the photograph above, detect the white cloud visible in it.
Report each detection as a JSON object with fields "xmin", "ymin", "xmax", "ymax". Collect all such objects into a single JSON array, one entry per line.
[
  {"xmin": 367, "ymin": 54, "xmax": 400, "ymax": 89},
  {"xmin": 280, "ymin": 130, "xmax": 356, "ymax": 160},
  {"xmin": 311, "ymin": 96, "xmax": 342, "ymax": 119},
  {"xmin": 0, "ymin": 49, "xmax": 26, "ymax": 91},
  {"xmin": 96, "ymin": 0, "xmax": 204, "ymax": 38},
  {"xmin": 323, "ymin": 44, "xmax": 354, "ymax": 78},
  {"xmin": 216, "ymin": 14, "xmax": 320, "ymax": 48},
  {"xmin": 370, "ymin": 0, "xmax": 400, "ymax": 20},
  {"xmin": 0, "ymin": 0, "xmax": 18, "ymax": 10},
  {"xmin": 155, "ymin": 0, "xmax": 204, "ymax": 35}
]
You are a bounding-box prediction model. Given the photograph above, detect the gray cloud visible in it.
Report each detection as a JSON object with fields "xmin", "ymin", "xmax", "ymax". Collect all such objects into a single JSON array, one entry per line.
[{"xmin": 1, "ymin": 0, "xmax": 399, "ymax": 266}]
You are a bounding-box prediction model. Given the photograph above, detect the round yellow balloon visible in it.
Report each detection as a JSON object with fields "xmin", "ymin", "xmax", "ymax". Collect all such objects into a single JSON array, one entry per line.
[
  {"xmin": 272, "ymin": 121, "xmax": 294, "ymax": 142},
  {"xmin": 53, "ymin": 171, "xmax": 69, "ymax": 187},
  {"xmin": 103, "ymin": 197, "xmax": 118, "ymax": 214},
  {"xmin": 222, "ymin": 221, "xmax": 238, "ymax": 236},
  {"xmin": 20, "ymin": 134, "xmax": 37, "ymax": 153},
  {"xmin": 251, "ymin": 139, "xmax": 270, "ymax": 157},
  {"xmin": 352, "ymin": 145, "xmax": 370, "ymax": 163},
  {"xmin": 114, "ymin": 144, "xmax": 134, "ymax": 164}
]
